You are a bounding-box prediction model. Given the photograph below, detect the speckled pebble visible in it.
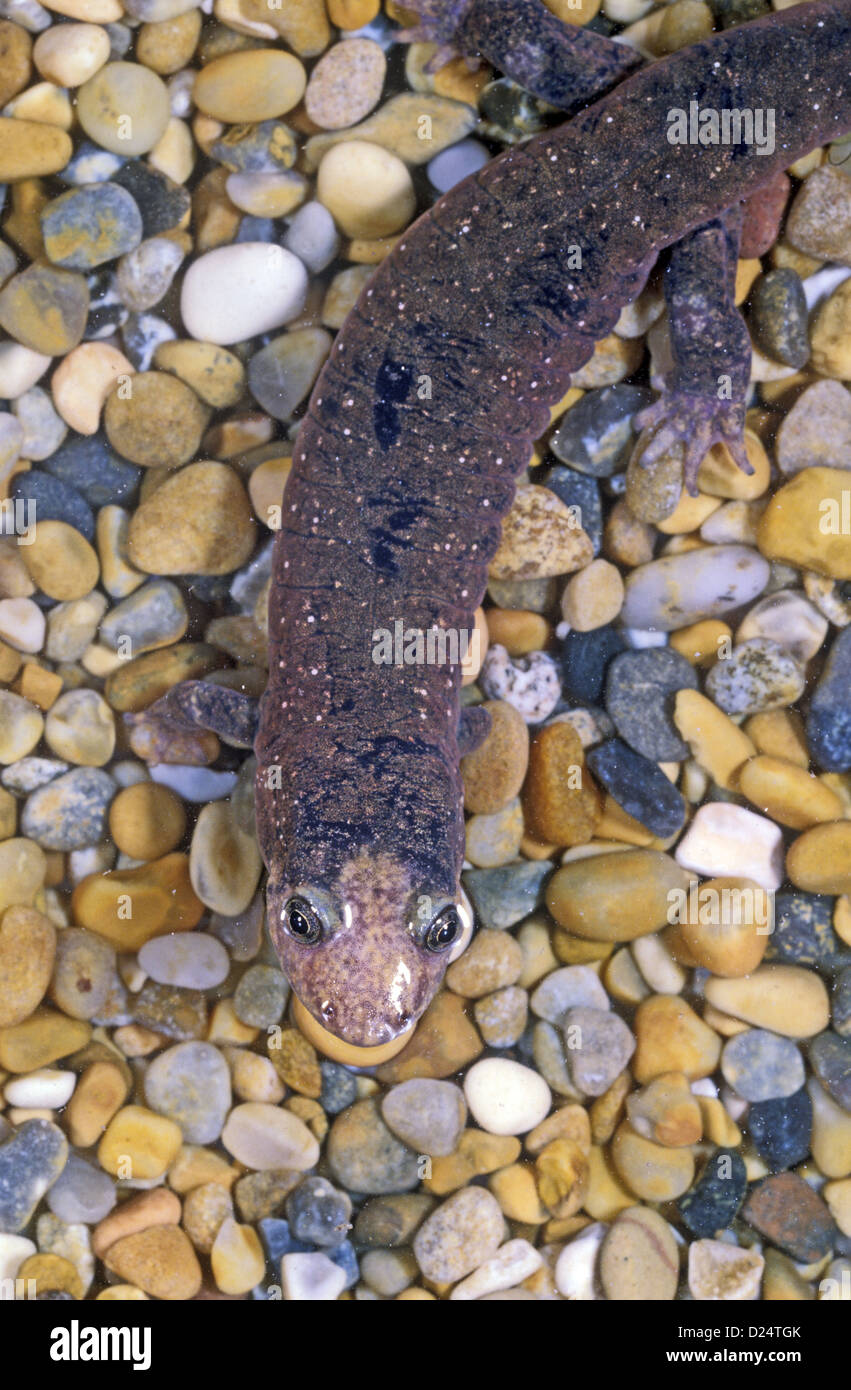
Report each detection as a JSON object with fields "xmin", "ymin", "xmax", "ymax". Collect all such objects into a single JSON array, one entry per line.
[
  {"xmin": 605, "ymin": 648, "xmax": 698, "ymax": 761},
  {"xmin": 678, "ymin": 1147, "xmax": 747, "ymax": 1237},
  {"xmin": 41, "ymin": 182, "xmax": 143, "ymax": 271},
  {"xmin": 21, "ymin": 766, "xmax": 115, "ymax": 851},
  {"xmin": 721, "ymin": 1029, "xmax": 805, "ymax": 1102},
  {"xmin": 143, "ymin": 1041, "xmax": 231, "ymax": 1144},
  {"xmin": 285, "ymin": 1176, "xmax": 352, "ymax": 1248},
  {"xmin": 0, "ymin": 1119, "xmax": 68, "ymax": 1232}
]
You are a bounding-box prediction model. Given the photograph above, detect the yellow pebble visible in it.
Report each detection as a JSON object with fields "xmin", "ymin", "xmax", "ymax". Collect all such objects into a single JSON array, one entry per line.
[
  {"xmin": 673, "ymin": 688, "xmax": 756, "ymax": 790},
  {"xmin": 669, "ymin": 619, "xmax": 731, "ymax": 667},
  {"xmin": 738, "ymin": 755, "xmax": 843, "ymax": 829}
]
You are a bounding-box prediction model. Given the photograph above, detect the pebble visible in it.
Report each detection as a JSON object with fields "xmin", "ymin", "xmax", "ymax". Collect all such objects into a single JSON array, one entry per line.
[
  {"xmin": 305, "ymin": 36, "xmax": 385, "ymax": 130},
  {"xmin": 530, "ymin": 965, "xmax": 609, "ymax": 1023},
  {"xmin": 599, "ymin": 1206, "xmax": 679, "ymax": 1300},
  {"xmin": 230, "ymin": 965, "xmax": 287, "ymax": 1030},
  {"xmin": 787, "ymin": 822, "xmax": 851, "ymax": 896},
  {"xmin": 107, "ymin": 783, "xmax": 184, "ymax": 856},
  {"xmin": 0, "ymin": 690, "xmax": 43, "ymax": 765},
  {"xmin": 0, "ymin": 1007, "xmax": 91, "ymax": 1074},
  {"xmin": 0, "ymin": 837, "xmax": 46, "ymax": 914},
  {"xmin": 721, "ymin": 1030, "xmax": 805, "ymax": 1102},
  {"xmin": 632, "ymin": 995, "xmax": 721, "ymax": 1082},
  {"xmin": 412, "ymin": 1187, "xmax": 504, "ymax": 1285},
  {"xmin": 13, "ymin": 386, "xmax": 66, "ymax": 460},
  {"xmin": 76, "ymin": 60, "xmax": 170, "ymax": 155},
  {"xmin": 445, "ymin": 928, "xmax": 522, "ymax": 998},
  {"xmin": 611, "ymin": 1120, "xmax": 695, "ymax": 1202},
  {"xmin": 221, "ymin": 1102, "xmax": 319, "ymax": 1173},
  {"xmin": 479, "ymin": 646, "xmax": 561, "ymax": 723},
  {"xmin": 22, "ymin": 518, "xmax": 101, "ymax": 602},
  {"xmin": 97, "ymin": 1103, "xmax": 181, "ymax": 1179},
  {"xmin": 810, "ymin": 1031, "xmax": 851, "ymax": 1112},
  {"xmin": 91, "ymin": 1186, "xmax": 180, "ymax": 1261},
  {"xmin": 0, "ymin": 18, "xmax": 32, "ymax": 107},
  {"xmin": 586, "ymin": 737, "xmax": 686, "ymax": 837},
  {"xmin": 44, "ymin": 689, "xmax": 115, "ymax": 766},
  {"xmin": 0, "ymin": 599, "xmax": 45, "ymax": 655},
  {"xmin": 750, "ymin": 267, "xmax": 809, "ymax": 367},
  {"xmin": 248, "ymin": 328, "xmax": 332, "ymax": 421},
  {"xmin": 112, "ymin": 160, "xmax": 190, "ymax": 239},
  {"xmin": 748, "ymin": 1086, "xmax": 812, "ymax": 1171},
  {"xmin": 128, "ymin": 461, "xmax": 256, "ymax": 576},
  {"xmin": 605, "ymin": 648, "xmax": 697, "ymax": 761},
  {"xmin": 0, "ymin": 263, "xmax": 88, "ymax": 356},
  {"xmin": 678, "ymin": 1148, "xmax": 747, "ymax": 1236},
  {"xmin": 285, "ymin": 1176, "xmax": 352, "ymax": 1248},
  {"xmin": 46, "ymin": 1153, "xmax": 116, "ymax": 1226},
  {"xmin": 32, "ymin": 20, "xmax": 110, "ymax": 85},
  {"xmin": 210, "ymin": 1216, "xmax": 265, "ymax": 1295},
  {"xmin": 808, "ymin": 626, "xmax": 851, "ymax": 772},
  {"xmin": 705, "ymin": 637, "xmax": 806, "ymax": 717},
  {"xmin": 0, "ymin": 904, "xmax": 55, "ymax": 1028},
  {"xmin": 317, "ymin": 139, "xmax": 415, "ymax": 238},
  {"xmin": 304, "ymin": 90, "xmax": 476, "ymax": 168},
  {"xmin": 103, "ymin": 369, "xmax": 206, "ymax": 469},
  {"xmin": 522, "ymin": 721, "xmax": 599, "ymax": 846},
  {"xmin": 622, "ymin": 544, "xmax": 770, "ymax": 632},
  {"xmin": 71, "ymin": 851, "xmax": 203, "ymax": 949},
  {"xmin": 427, "ymin": 137, "xmax": 490, "ymax": 193},
  {"xmin": 45, "ymin": 433, "xmax": 140, "ymax": 508},
  {"xmin": 373, "ymin": 992, "xmax": 482, "ymax": 1083},
  {"xmin": 563, "ymin": 1005, "xmax": 635, "ymax": 1097},
  {"xmin": 380, "ymin": 1080, "xmax": 466, "ymax": 1158},
  {"xmin": 787, "ymin": 166, "xmax": 851, "ymax": 261},
  {"xmin": 103, "ymin": 1225, "xmax": 201, "ymax": 1300},
  {"xmin": 550, "ymin": 385, "xmax": 651, "ymax": 476},
  {"xmin": 0, "ymin": 1119, "xmax": 67, "ymax": 1232},
  {"xmin": 768, "ymin": 890, "xmax": 849, "ymax": 968},
  {"xmin": 143, "ymin": 1041, "xmax": 231, "ymax": 1144},
  {"xmin": 51, "ymin": 927, "xmax": 115, "ymax": 1020},
  {"xmin": 0, "ymin": 343, "xmax": 52, "ymax": 400},
  {"xmin": 490, "ymin": 484, "xmax": 592, "ymax": 581},
  {"xmin": 742, "ymin": 1172, "xmax": 836, "ymax": 1262},
  {"xmin": 547, "ymin": 850, "xmax": 690, "ymax": 943},
  {"xmin": 21, "ymin": 766, "xmax": 114, "ymax": 850},
  {"xmin": 460, "ymin": 699, "xmax": 528, "ymax": 815},
  {"xmin": 776, "ymin": 379, "xmax": 851, "ymax": 476},
  {"xmin": 194, "ymin": 49, "xmax": 306, "ymax": 122},
  {"xmin": 0, "ymin": 116, "xmax": 71, "ymax": 180},
  {"xmin": 705, "ymin": 964, "xmax": 830, "ymax": 1038},
  {"xmin": 183, "ymin": 1183, "xmax": 232, "ymax": 1255},
  {"xmin": 41, "ymin": 183, "xmax": 143, "ymax": 272},
  {"xmin": 189, "ymin": 800, "xmax": 262, "ymax": 916},
  {"xmin": 280, "ymin": 1251, "xmax": 346, "ymax": 1302},
  {"xmin": 688, "ymin": 1239, "xmax": 764, "ymax": 1302},
  {"xmin": 463, "ymin": 1058, "xmax": 551, "ymax": 1135},
  {"xmin": 674, "ymin": 802, "xmax": 783, "ymax": 892},
  {"xmin": 116, "ymin": 236, "xmax": 183, "ymax": 313},
  {"xmin": 758, "ymin": 467, "xmax": 851, "ymax": 581},
  {"xmin": 180, "ymin": 244, "xmax": 307, "ymax": 346}
]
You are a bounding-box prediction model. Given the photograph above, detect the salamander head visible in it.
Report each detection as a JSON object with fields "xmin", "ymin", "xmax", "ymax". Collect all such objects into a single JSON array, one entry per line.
[{"xmin": 267, "ymin": 851, "xmax": 472, "ymax": 1047}]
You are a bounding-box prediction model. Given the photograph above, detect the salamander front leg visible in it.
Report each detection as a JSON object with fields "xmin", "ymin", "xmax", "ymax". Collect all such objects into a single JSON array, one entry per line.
[
  {"xmin": 125, "ymin": 680, "xmax": 260, "ymax": 765},
  {"xmin": 396, "ymin": 0, "xmax": 641, "ymax": 109},
  {"xmin": 633, "ymin": 207, "xmax": 753, "ymax": 498}
]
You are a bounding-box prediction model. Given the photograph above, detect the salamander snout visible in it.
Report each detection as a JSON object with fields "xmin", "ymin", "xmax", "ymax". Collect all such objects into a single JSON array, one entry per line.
[{"xmin": 266, "ymin": 852, "xmax": 474, "ymax": 1047}]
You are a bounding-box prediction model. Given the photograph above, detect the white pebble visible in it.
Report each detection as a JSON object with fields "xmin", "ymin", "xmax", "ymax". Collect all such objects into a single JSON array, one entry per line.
[
  {"xmin": 554, "ymin": 1222, "xmax": 608, "ymax": 1300},
  {"xmin": 735, "ymin": 589, "xmax": 827, "ymax": 665},
  {"xmin": 463, "ymin": 1057, "xmax": 551, "ymax": 1136},
  {"xmin": 630, "ymin": 934, "xmax": 686, "ymax": 994},
  {"xmin": 4, "ymin": 1069, "xmax": 76, "ymax": 1108},
  {"xmin": 0, "ymin": 1234, "xmax": 36, "ymax": 1285},
  {"xmin": 450, "ymin": 1239, "xmax": 543, "ymax": 1300},
  {"xmin": 675, "ymin": 802, "xmax": 784, "ymax": 891},
  {"xmin": 221, "ymin": 1102, "xmax": 320, "ymax": 1171},
  {"xmin": 150, "ymin": 763, "xmax": 238, "ymax": 801},
  {"xmin": 283, "ymin": 201, "xmax": 341, "ymax": 274},
  {"xmin": 0, "ymin": 342, "xmax": 51, "ymax": 399},
  {"xmin": 622, "ymin": 545, "xmax": 770, "ymax": 632},
  {"xmin": 480, "ymin": 646, "xmax": 561, "ymax": 724},
  {"xmin": 0, "ymin": 598, "xmax": 45, "ymax": 654},
  {"xmin": 427, "ymin": 138, "xmax": 489, "ymax": 193},
  {"xmin": 281, "ymin": 1252, "xmax": 347, "ymax": 1301},
  {"xmin": 138, "ymin": 932, "xmax": 230, "ymax": 989},
  {"xmin": 180, "ymin": 243, "xmax": 307, "ymax": 346}
]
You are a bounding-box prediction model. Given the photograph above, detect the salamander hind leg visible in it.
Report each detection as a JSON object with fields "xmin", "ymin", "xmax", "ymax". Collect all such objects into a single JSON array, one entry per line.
[{"xmin": 633, "ymin": 210, "xmax": 753, "ymax": 498}]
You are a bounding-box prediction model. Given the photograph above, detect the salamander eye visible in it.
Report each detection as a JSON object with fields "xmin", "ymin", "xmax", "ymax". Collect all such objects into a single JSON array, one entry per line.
[
  {"xmin": 283, "ymin": 896, "xmax": 324, "ymax": 946},
  {"xmin": 424, "ymin": 905, "xmax": 461, "ymax": 953}
]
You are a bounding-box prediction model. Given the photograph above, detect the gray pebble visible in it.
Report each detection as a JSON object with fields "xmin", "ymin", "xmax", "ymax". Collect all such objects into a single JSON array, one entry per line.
[
  {"xmin": 721, "ymin": 1029, "xmax": 806, "ymax": 1101},
  {"xmin": 21, "ymin": 767, "xmax": 116, "ymax": 851},
  {"xmin": 0, "ymin": 1120, "xmax": 68, "ymax": 1234},
  {"xmin": 144, "ymin": 1041, "xmax": 232, "ymax": 1144}
]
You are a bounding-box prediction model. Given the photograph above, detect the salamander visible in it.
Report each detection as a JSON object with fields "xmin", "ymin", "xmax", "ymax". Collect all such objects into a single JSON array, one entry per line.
[{"xmin": 135, "ymin": 0, "xmax": 851, "ymax": 1047}]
